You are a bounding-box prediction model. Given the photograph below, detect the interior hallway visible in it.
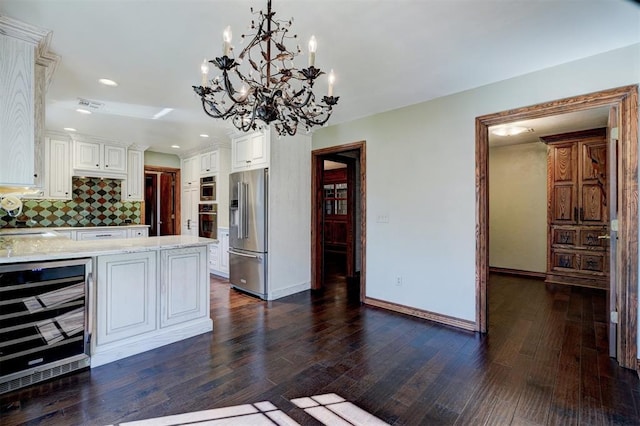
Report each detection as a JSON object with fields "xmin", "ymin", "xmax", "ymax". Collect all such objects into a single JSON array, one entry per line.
[{"xmin": 2, "ymin": 273, "xmax": 639, "ymax": 425}]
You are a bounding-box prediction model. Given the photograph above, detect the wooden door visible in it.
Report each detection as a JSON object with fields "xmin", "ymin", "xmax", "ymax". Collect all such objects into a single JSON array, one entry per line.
[{"xmin": 160, "ymin": 172, "xmax": 176, "ymax": 235}]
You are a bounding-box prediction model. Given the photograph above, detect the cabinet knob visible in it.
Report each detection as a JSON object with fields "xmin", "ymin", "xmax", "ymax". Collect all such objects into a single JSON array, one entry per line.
[
  {"xmin": 105, "ymin": 164, "xmax": 109, "ymax": 167},
  {"xmin": 34, "ymin": 173, "xmax": 38, "ymax": 178},
  {"xmin": 96, "ymin": 164, "xmax": 99, "ymax": 167}
]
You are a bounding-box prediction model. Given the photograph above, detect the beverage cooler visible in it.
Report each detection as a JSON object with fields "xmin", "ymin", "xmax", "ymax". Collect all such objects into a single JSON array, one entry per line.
[{"xmin": 0, "ymin": 258, "xmax": 92, "ymax": 394}]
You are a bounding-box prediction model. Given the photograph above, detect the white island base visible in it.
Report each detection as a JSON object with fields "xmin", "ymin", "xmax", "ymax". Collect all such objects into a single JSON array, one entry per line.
[{"xmin": 91, "ymin": 245, "xmax": 212, "ymax": 368}]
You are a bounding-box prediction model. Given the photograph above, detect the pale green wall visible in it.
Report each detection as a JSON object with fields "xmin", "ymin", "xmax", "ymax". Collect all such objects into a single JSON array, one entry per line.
[
  {"xmin": 144, "ymin": 151, "xmax": 180, "ymax": 168},
  {"xmin": 489, "ymin": 142, "xmax": 547, "ymax": 273},
  {"xmin": 312, "ymin": 43, "xmax": 639, "ymax": 324}
]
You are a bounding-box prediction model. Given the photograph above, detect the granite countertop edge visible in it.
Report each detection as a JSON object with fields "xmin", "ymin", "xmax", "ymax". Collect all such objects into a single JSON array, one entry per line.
[{"xmin": 0, "ymin": 235, "xmax": 217, "ymax": 264}]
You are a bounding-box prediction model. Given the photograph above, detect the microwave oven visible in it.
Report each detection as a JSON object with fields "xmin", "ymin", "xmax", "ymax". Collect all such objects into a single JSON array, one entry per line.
[{"xmin": 200, "ymin": 176, "xmax": 216, "ymax": 201}]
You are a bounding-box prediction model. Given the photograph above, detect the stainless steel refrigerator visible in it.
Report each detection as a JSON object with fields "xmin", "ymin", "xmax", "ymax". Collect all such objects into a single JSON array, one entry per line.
[{"xmin": 228, "ymin": 167, "xmax": 268, "ymax": 298}]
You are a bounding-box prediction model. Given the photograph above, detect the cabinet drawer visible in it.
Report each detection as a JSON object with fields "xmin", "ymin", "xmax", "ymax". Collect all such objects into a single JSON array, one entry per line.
[
  {"xmin": 551, "ymin": 250, "xmax": 578, "ymax": 271},
  {"xmin": 552, "ymin": 228, "xmax": 577, "ymax": 246}
]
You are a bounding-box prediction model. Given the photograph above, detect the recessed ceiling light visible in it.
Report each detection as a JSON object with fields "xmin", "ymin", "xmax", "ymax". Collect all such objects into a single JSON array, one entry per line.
[
  {"xmin": 76, "ymin": 108, "xmax": 92, "ymax": 115},
  {"xmin": 99, "ymin": 78, "xmax": 118, "ymax": 87},
  {"xmin": 200, "ymin": 134, "xmax": 209, "ymax": 138},
  {"xmin": 63, "ymin": 127, "xmax": 77, "ymax": 132},
  {"xmin": 491, "ymin": 126, "xmax": 534, "ymax": 137},
  {"xmin": 171, "ymin": 145, "xmax": 180, "ymax": 149}
]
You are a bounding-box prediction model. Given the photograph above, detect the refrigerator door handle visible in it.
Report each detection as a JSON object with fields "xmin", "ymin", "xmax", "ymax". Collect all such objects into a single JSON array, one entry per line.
[
  {"xmin": 242, "ymin": 182, "xmax": 249, "ymax": 239},
  {"xmin": 228, "ymin": 249, "xmax": 262, "ymax": 261},
  {"xmin": 237, "ymin": 181, "xmax": 243, "ymax": 239}
]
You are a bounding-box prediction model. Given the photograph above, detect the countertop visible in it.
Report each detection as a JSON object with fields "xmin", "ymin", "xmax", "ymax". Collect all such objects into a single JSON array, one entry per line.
[
  {"xmin": 0, "ymin": 232, "xmax": 216, "ymax": 263},
  {"xmin": 0, "ymin": 225, "xmax": 149, "ymax": 235}
]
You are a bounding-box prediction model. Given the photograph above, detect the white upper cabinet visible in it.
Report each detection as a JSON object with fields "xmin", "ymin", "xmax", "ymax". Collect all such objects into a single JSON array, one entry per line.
[
  {"xmin": 199, "ymin": 151, "xmax": 219, "ymax": 176},
  {"xmin": 231, "ymin": 131, "xmax": 269, "ymax": 172},
  {"xmin": 182, "ymin": 155, "xmax": 199, "ymax": 187},
  {"xmin": 73, "ymin": 140, "xmax": 127, "ymax": 178},
  {"xmin": 123, "ymin": 150, "xmax": 144, "ymax": 201},
  {"xmin": 45, "ymin": 137, "xmax": 71, "ymax": 199},
  {"xmin": 0, "ymin": 16, "xmax": 58, "ymax": 188}
]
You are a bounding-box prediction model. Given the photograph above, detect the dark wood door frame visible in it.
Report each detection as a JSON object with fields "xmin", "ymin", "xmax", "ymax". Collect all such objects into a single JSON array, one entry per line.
[
  {"xmin": 312, "ymin": 141, "xmax": 366, "ymax": 302},
  {"xmin": 476, "ymin": 85, "xmax": 638, "ymax": 369},
  {"xmin": 145, "ymin": 165, "xmax": 181, "ymax": 236}
]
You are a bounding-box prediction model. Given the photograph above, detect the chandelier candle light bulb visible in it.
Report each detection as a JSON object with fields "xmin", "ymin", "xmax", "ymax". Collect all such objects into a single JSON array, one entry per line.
[
  {"xmin": 308, "ymin": 35, "xmax": 317, "ymax": 67},
  {"xmin": 223, "ymin": 26, "xmax": 232, "ymax": 56},
  {"xmin": 201, "ymin": 59, "xmax": 209, "ymax": 86},
  {"xmin": 328, "ymin": 70, "xmax": 335, "ymax": 96}
]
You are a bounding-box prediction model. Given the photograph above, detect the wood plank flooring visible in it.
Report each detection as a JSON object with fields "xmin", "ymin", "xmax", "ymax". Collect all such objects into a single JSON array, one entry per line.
[{"xmin": 1, "ymin": 269, "xmax": 639, "ymax": 425}]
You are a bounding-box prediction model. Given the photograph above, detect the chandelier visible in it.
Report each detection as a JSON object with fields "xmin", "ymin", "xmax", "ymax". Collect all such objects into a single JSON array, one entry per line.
[{"xmin": 192, "ymin": 0, "xmax": 339, "ymax": 136}]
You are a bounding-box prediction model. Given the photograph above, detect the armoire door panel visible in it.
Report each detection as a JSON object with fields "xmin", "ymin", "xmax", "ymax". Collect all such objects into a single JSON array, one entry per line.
[
  {"xmin": 552, "ymin": 145, "xmax": 576, "ymax": 182},
  {"xmin": 581, "ymin": 185, "xmax": 606, "ymax": 222},
  {"xmin": 552, "ymin": 227, "xmax": 577, "ymax": 246},
  {"xmin": 552, "ymin": 251, "xmax": 578, "ymax": 271},
  {"xmin": 580, "ymin": 228, "xmax": 608, "ymax": 248},
  {"xmin": 581, "ymin": 253, "xmax": 606, "ymax": 274},
  {"xmin": 581, "ymin": 143, "xmax": 607, "ymax": 181},
  {"xmin": 553, "ymin": 186, "xmax": 575, "ymax": 222}
]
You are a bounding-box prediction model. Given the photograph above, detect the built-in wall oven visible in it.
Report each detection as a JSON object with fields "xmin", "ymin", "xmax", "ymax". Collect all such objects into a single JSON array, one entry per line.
[
  {"xmin": 200, "ymin": 176, "xmax": 216, "ymax": 201},
  {"xmin": 198, "ymin": 203, "xmax": 218, "ymax": 239},
  {"xmin": 0, "ymin": 258, "xmax": 92, "ymax": 394}
]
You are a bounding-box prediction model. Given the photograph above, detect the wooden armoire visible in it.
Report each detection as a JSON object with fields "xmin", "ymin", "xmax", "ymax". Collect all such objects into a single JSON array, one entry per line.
[{"xmin": 541, "ymin": 128, "xmax": 609, "ymax": 290}]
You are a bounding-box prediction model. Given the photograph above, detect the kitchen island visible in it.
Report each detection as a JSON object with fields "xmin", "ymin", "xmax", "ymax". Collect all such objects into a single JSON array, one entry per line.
[{"xmin": 0, "ymin": 232, "xmax": 215, "ymax": 374}]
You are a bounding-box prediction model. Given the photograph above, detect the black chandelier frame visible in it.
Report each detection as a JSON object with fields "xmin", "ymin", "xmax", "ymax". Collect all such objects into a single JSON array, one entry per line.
[{"xmin": 192, "ymin": 0, "xmax": 339, "ymax": 136}]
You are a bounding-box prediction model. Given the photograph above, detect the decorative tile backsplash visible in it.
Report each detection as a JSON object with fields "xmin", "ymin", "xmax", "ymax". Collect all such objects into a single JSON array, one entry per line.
[{"xmin": 0, "ymin": 177, "xmax": 141, "ymax": 228}]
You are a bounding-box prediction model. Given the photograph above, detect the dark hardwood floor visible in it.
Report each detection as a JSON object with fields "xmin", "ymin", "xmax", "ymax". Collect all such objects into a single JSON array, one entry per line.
[{"xmin": 1, "ymin": 267, "xmax": 639, "ymax": 425}]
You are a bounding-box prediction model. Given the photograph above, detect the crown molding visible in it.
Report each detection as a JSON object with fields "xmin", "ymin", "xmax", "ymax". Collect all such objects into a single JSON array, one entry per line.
[{"xmin": 0, "ymin": 15, "xmax": 60, "ymax": 89}]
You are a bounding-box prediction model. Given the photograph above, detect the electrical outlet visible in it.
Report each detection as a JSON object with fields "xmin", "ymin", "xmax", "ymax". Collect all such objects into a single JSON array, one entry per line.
[
  {"xmin": 395, "ymin": 276, "xmax": 402, "ymax": 286},
  {"xmin": 377, "ymin": 215, "xmax": 389, "ymax": 223}
]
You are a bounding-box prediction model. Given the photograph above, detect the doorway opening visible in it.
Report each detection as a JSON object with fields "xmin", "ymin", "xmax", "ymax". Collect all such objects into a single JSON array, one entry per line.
[
  {"xmin": 476, "ymin": 85, "xmax": 638, "ymax": 369},
  {"xmin": 144, "ymin": 166, "xmax": 180, "ymax": 236},
  {"xmin": 311, "ymin": 141, "xmax": 366, "ymax": 302}
]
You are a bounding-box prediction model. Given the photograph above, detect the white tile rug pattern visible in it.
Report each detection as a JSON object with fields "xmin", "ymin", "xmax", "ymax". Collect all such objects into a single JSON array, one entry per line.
[{"xmin": 111, "ymin": 394, "xmax": 389, "ymax": 425}]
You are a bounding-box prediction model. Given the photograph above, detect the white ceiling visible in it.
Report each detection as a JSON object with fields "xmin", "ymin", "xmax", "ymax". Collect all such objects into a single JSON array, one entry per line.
[{"xmin": 1, "ymin": 0, "xmax": 639, "ymax": 155}]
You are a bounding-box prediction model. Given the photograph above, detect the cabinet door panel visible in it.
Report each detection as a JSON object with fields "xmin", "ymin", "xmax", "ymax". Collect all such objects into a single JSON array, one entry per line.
[
  {"xmin": 581, "ymin": 184, "xmax": 606, "ymax": 222},
  {"xmin": 104, "ymin": 145, "xmax": 126, "ymax": 172},
  {"xmin": 74, "ymin": 141, "xmax": 101, "ymax": 170},
  {"xmin": 160, "ymin": 247, "xmax": 207, "ymax": 327},
  {"xmin": 552, "ymin": 186, "xmax": 575, "ymax": 223},
  {"xmin": 47, "ymin": 138, "xmax": 71, "ymax": 199},
  {"xmin": 552, "ymin": 145, "xmax": 575, "ymax": 182},
  {"xmin": 580, "ymin": 228, "xmax": 606, "ymax": 248},
  {"xmin": 581, "ymin": 142, "xmax": 607, "ymax": 181},
  {"xmin": 551, "ymin": 251, "xmax": 578, "ymax": 271},
  {"xmin": 581, "ymin": 253, "xmax": 606, "ymax": 273},
  {"xmin": 552, "ymin": 227, "xmax": 577, "ymax": 246},
  {"xmin": 96, "ymin": 252, "xmax": 157, "ymax": 346}
]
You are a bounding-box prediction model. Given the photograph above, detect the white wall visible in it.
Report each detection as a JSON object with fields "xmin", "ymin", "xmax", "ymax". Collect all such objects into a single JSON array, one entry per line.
[
  {"xmin": 489, "ymin": 142, "xmax": 547, "ymax": 273},
  {"xmin": 313, "ymin": 43, "xmax": 639, "ymax": 324},
  {"xmin": 268, "ymin": 130, "xmax": 312, "ymax": 300},
  {"xmin": 144, "ymin": 151, "xmax": 180, "ymax": 168}
]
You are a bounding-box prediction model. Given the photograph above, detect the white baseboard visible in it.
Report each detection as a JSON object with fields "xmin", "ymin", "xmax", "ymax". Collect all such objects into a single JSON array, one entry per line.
[
  {"xmin": 90, "ymin": 317, "xmax": 213, "ymax": 368},
  {"xmin": 267, "ymin": 281, "xmax": 310, "ymax": 300}
]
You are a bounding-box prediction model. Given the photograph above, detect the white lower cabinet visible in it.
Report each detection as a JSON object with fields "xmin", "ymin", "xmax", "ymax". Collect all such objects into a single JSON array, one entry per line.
[
  {"xmin": 209, "ymin": 227, "xmax": 229, "ymax": 278},
  {"xmin": 95, "ymin": 251, "xmax": 157, "ymax": 346},
  {"xmin": 91, "ymin": 245, "xmax": 211, "ymax": 368},
  {"xmin": 160, "ymin": 246, "xmax": 208, "ymax": 328}
]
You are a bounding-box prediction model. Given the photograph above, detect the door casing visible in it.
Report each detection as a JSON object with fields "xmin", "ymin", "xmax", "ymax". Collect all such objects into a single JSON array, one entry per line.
[
  {"xmin": 311, "ymin": 141, "xmax": 366, "ymax": 302},
  {"xmin": 475, "ymin": 85, "xmax": 638, "ymax": 369}
]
